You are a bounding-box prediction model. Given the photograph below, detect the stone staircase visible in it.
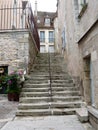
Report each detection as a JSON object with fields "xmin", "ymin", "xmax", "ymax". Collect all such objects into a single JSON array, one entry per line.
[{"xmin": 16, "ymin": 53, "xmax": 82, "ymax": 116}]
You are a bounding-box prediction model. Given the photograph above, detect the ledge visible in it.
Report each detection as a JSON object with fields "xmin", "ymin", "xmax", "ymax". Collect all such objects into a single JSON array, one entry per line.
[
  {"xmin": 88, "ymin": 106, "xmax": 98, "ymax": 119},
  {"xmin": 0, "ymin": 64, "xmax": 9, "ymax": 66},
  {"xmin": 77, "ymin": 19, "xmax": 98, "ymax": 43},
  {"xmin": 0, "ymin": 29, "xmax": 29, "ymax": 33}
]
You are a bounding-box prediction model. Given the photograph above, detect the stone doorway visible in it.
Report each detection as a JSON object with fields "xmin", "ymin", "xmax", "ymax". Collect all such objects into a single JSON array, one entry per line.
[{"xmin": 83, "ymin": 56, "xmax": 91, "ymax": 105}]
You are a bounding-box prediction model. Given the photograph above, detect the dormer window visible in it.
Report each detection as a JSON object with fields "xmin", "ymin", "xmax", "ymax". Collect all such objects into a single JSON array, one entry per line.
[{"xmin": 45, "ymin": 18, "xmax": 50, "ymax": 26}]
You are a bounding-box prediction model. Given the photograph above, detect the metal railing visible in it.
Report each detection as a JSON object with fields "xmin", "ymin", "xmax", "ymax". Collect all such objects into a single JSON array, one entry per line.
[{"xmin": 0, "ymin": 4, "xmax": 40, "ymax": 50}]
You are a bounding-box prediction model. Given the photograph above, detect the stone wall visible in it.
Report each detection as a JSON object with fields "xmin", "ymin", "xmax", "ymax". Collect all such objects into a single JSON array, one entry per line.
[
  {"xmin": 57, "ymin": 0, "xmax": 66, "ymax": 55},
  {"xmin": 0, "ymin": 30, "xmax": 38, "ymax": 74},
  {"xmin": 64, "ymin": 0, "xmax": 80, "ymax": 80},
  {"xmin": 79, "ymin": 22, "xmax": 98, "ymax": 108}
]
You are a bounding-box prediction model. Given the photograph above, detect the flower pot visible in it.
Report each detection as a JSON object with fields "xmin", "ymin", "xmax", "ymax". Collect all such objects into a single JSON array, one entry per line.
[{"xmin": 8, "ymin": 93, "xmax": 19, "ymax": 101}]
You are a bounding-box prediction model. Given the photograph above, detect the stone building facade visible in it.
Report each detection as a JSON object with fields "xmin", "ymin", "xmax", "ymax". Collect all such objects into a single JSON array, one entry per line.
[
  {"xmin": 0, "ymin": 0, "xmax": 40, "ymax": 74},
  {"xmin": 57, "ymin": 0, "xmax": 98, "ymax": 128},
  {"xmin": 35, "ymin": 11, "xmax": 56, "ymax": 53}
]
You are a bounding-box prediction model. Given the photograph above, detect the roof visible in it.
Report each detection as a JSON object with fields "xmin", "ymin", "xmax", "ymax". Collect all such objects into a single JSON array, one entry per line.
[{"xmin": 36, "ymin": 11, "xmax": 57, "ymax": 29}]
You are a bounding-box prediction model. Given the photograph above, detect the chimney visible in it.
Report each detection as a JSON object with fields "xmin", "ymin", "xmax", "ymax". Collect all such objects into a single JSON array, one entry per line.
[{"xmin": 34, "ymin": 0, "xmax": 37, "ymax": 16}]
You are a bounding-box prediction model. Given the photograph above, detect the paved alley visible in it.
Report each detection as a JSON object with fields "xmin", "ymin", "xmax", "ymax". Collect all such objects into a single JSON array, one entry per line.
[
  {"xmin": 0, "ymin": 115, "xmax": 94, "ymax": 130},
  {"xmin": 0, "ymin": 95, "xmax": 94, "ymax": 130},
  {"xmin": 0, "ymin": 95, "xmax": 18, "ymax": 129},
  {"xmin": 0, "ymin": 53, "xmax": 95, "ymax": 130}
]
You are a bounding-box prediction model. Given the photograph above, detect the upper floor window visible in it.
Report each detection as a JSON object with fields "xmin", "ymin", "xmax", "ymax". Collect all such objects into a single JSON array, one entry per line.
[
  {"xmin": 49, "ymin": 31, "xmax": 54, "ymax": 43},
  {"xmin": 40, "ymin": 31, "xmax": 45, "ymax": 42},
  {"xmin": 45, "ymin": 18, "xmax": 50, "ymax": 26}
]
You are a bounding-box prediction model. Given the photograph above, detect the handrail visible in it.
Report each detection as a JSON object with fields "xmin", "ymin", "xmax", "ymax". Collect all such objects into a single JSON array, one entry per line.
[{"xmin": 48, "ymin": 53, "xmax": 53, "ymax": 102}]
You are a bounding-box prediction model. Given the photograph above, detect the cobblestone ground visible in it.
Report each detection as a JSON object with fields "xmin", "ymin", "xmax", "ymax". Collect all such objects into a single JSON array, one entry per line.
[{"xmin": 0, "ymin": 95, "xmax": 18, "ymax": 129}]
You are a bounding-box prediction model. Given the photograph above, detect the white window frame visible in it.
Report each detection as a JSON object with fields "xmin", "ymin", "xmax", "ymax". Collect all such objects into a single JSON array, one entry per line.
[
  {"xmin": 48, "ymin": 31, "xmax": 54, "ymax": 43},
  {"xmin": 40, "ymin": 31, "xmax": 45, "ymax": 43},
  {"xmin": 45, "ymin": 18, "xmax": 50, "ymax": 26}
]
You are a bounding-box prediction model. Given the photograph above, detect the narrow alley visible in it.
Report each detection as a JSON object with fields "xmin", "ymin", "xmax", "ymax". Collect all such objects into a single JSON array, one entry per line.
[{"xmin": 0, "ymin": 0, "xmax": 98, "ymax": 130}]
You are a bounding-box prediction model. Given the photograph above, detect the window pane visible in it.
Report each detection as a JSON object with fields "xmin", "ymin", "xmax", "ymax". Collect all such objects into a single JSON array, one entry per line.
[
  {"xmin": 49, "ymin": 31, "xmax": 54, "ymax": 43},
  {"xmin": 40, "ymin": 45, "xmax": 46, "ymax": 53},
  {"xmin": 49, "ymin": 45, "xmax": 54, "ymax": 53},
  {"xmin": 40, "ymin": 31, "xmax": 45, "ymax": 42},
  {"xmin": 45, "ymin": 18, "xmax": 50, "ymax": 26}
]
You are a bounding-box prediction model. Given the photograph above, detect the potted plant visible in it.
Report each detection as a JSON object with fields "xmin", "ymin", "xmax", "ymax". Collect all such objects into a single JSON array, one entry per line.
[
  {"xmin": 6, "ymin": 71, "xmax": 21, "ymax": 101},
  {"xmin": 0, "ymin": 75, "xmax": 8, "ymax": 94}
]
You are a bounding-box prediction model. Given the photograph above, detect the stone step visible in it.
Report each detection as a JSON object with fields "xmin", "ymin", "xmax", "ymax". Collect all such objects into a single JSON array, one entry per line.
[
  {"xmin": 52, "ymin": 96, "xmax": 81, "ymax": 102},
  {"xmin": 23, "ymin": 83, "xmax": 49, "ymax": 88},
  {"xmin": 51, "ymin": 80, "xmax": 73, "ymax": 83},
  {"xmin": 26, "ymin": 76, "xmax": 71, "ymax": 80},
  {"xmin": 25, "ymin": 80, "xmax": 49, "ymax": 84},
  {"xmin": 52, "ymin": 83, "xmax": 74, "ymax": 87},
  {"xmin": 26, "ymin": 77, "xmax": 49, "ymax": 80},
  {"xmin": 16, "ymin": 108, "xmax": 79, "ymax": 116},
  {"xmin": 18, "ymin": 102, "xmax": 49, "ymax": 109},
  {"xmin": 22, "ymin": 87, "xmax": 79, "ymax": 92},
  {"xmin": 16, "ymin": 109, "xmax": 51, "ymax": 116},
  {"xmin": 22, "ymin": 88, "xmax": 50, "ymax": 92},
  {"xmin": 52, "ymin": 87, "xmax": 79, "ymax": 91},
  {"xmin": 26, "ymin": 79, "xmax": 73, "ymax": 83},
  {"xmin": 52, "ymin": 91, "xmax": 80, "ymax": 96},
  {"xmin": 20, "ymin": 95, "xmax": 80, "ymax": 103},
  {"xmin": 24, "ymin": 83, "xmax": 74, "ymax": 87},
  {"xmin": 20, "ymin": 90, "xmax": 80, "ymax": 97},
  {"xmin": 51, "ymin": 102, "xmax": 82, "ymax": 109},
  {"xmin": 20, "ymin": 97, "xmax": 51, "ymax": 103},
  {"xmin": 20, "ymin": 92, "xmax": 49, "ymax": 97},
  {"xmin": 30, "ymin": 72, "xmax": 49, "ymax": 75},
  {"xmin": 18, "ymin": 101, "xmax": 81, "ymax": 110}
]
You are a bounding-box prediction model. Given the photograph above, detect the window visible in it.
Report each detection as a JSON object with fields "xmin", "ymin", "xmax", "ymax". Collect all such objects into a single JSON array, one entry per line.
[
  {"xmin": 49, "ymin": 45, "xmax": 54, "ymax": 53},
  {"xmin": 49, "ymin": 31, "xmax": 54, "ymax": 43},
  {"xmin": 40, "ymin": 45, "xmax": 46, "ymax": 53},
  {"xmin": 45, "ymin": 18, "xmax": 50, "ymax": 26},
  {"xmin": 40, "ymin": 31, "xmax": 45, "ymax": 42}
]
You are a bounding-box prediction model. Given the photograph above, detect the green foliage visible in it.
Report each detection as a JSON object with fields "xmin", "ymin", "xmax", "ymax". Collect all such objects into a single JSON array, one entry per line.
[
  {"xmin": 0, "ymin": 70, "xmax": 22, "ymax": 94},
  {"xmin": 6, "ymin": 72, "xmax": 21, "ymax": 94},
  {"xmin": 0, "ymin": 75, "xmax": 8, "ymax": 90}
]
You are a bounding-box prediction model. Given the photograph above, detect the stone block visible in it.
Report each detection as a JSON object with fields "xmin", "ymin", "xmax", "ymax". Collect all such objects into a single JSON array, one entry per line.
[{"xmin": 76, "ymin": 108, "xmax": 88, "ymax": 122}]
